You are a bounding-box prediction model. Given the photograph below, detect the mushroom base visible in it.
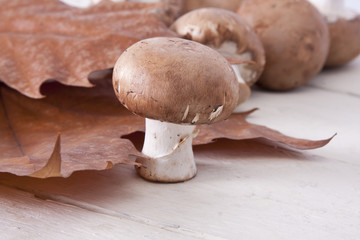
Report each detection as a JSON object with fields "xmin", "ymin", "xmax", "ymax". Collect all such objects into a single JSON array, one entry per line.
[{"xmin": 135, "ymin": 118, "xmax": 197, "ymax": 183}]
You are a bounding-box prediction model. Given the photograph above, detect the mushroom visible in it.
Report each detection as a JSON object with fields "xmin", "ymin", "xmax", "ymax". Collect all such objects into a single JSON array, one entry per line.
[
  {"xmin": 308, "ymin": 0, "xmax": 360, "ymax": 67},
  {"xmin": 113, "ymin": 37, "xmax": 240, "ymax": 182},
  {"xmin": 170, "ymin": 8, "xmax": 264, "ymax": 104},
  {"xmin": 237, "ymin": 0, "xmax": 330, "ymax": 91}
]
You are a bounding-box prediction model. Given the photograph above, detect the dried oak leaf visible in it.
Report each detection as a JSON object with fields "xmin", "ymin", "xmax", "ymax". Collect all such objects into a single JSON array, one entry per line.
[
  {"xmin": 0, "ymin": 0, "xmax": 176, "ymax": 98},
  {"xmin": 0, "ymin": 76, "xmax": 333, "ymax": 178}
]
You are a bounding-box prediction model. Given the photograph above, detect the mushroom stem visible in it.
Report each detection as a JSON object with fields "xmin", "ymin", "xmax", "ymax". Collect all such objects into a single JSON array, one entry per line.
[
  {"xmin": 231, "ymin": 65, "xmax": 246, "ymax": 85},
  {"xmin": 217, "ymin": 41, "xmax": 256, "ymax": 86},
  {"xmin": 136, "ymin": 118, "xmax": 197, "ymax": 182},
  {"xmin": 231, "ymin": 65, "xmax": 251, "ymax": 106},
  {"xmin": 309, "ymin": 0, "xmax": 356, "ymax": 22},
  {"xmin": 216, "ymin": 42, "xmax": 251, "ymax": 106},
  {"xmin": 204, "ymin": 41, "xmax": 251, "ymax": 105}
]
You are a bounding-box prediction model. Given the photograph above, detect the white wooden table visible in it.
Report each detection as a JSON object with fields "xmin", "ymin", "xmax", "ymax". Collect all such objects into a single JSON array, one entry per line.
[{"xmin": 1, "ymin": 55, "xmax": 359, "ymax": 239}]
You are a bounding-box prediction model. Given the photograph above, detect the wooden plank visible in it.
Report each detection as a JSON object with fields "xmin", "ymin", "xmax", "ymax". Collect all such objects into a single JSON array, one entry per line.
[
  {"xmin": 307, "ymin": 56, "xmax": 360, "ymax": 97},
  {"xmin": 0, "ymin": 184, "xmax": 198, "ymax": 240}
]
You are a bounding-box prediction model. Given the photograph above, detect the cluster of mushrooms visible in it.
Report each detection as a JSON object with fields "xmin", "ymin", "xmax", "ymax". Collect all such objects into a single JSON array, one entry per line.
[{"xmin": 112, "ymin": 0, "xmax": 360, "ymax": 183}]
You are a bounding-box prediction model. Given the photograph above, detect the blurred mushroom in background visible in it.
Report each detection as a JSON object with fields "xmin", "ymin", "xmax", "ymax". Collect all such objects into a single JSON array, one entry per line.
[
  {"xmin": 237, "ymin": 0, "xmax": 330, "ymax": 91},
  {"xmin": 171, "ymin": 8, "xmax": 265, "ymax": 105},
  {"xmin": 308, "ymin": 0, "xmax": 360, "ymax": 67}
]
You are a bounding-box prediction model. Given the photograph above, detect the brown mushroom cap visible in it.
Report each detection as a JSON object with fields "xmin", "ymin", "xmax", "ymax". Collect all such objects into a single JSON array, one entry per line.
[
  {"xmin": 325, "ymin": 15, "xmax": 360, "ymax": 67},
  {"xmin": 237, "ymin": 0, "xmax": 330, "ymax": 91},
  {"xmin": 113, "ymin": 37, "xmax": 239, "ymax": 125},
  {"xmin": 170, "ymin": 8, "xmax": 265, "ymax": 86}
]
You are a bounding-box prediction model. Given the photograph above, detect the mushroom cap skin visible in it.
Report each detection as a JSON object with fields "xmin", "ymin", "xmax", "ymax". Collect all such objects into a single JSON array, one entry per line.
[
  {"xmin": 325, "ymin": 15, "xmax": 360, "ymax": 67},
  {"xmin": 237, "ymin": 0, "xmax": 330, "ymax": 91},
  {"xmin": 113, "ymin": 37, "xmax": 240, "ymax": 125},
  {"xmin": 170, "ymin": 8, "xmax": 265, "ymax": 86}
]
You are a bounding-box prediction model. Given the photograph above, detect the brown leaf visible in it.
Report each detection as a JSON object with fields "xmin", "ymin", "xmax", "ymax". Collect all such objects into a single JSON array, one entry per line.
[
  {"xmin": 225, "ymin": 57, "xmax": 257, "ymax": 65},
  {"xmin": 0, "ymin": 76, "xmax": 333, "ymax": 178},
  {"xmin": 0, "ymin": 0, "xmax": 176, "ymax": 98},
  {"xmin": 0, "ymin": 77, "xmax": 146, "ymax": 178},
  {"xmin": 29, "ymin": 133, "xmax": 62, "ymax": 178},
  {"xmin": 195, "ymin": 109, "xmax": 335, "ymax": 149}
]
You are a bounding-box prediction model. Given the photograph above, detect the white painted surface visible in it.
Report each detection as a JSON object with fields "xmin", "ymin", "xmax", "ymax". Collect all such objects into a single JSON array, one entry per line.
[
  {"xmin": 346, "ymin": 0, "xmax": 360, "ymax": 11},
  {"xmin": 0, "ymin": 185, "xmax": 195, "ymax": 240},
  {"xmin": 308, "ymin": 0, "xmax": 358, "ymax": 22}
]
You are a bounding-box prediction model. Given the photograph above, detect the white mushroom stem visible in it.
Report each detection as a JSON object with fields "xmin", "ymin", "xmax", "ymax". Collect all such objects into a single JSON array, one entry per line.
[
  {"xmin": 216, "ymin": 41, "xmax": 256, "ymax": 85},
  {"xmin": 137, "ymin": 118, "xmax": 197, "ymax": 182},
  {"xmin": 216, "ymin": 42, "xmax": 251, "ymax": 107},
  {"xmin": 308, "ymin": 0, "xmax": 357, "ymax": 22},
  {"xmin": 230, "ymin": 64, "xmax": 250, "ymax": 108},
  {"xmin": 231, "ymin": 65, "xmax": 246, "ymax": 85}
]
